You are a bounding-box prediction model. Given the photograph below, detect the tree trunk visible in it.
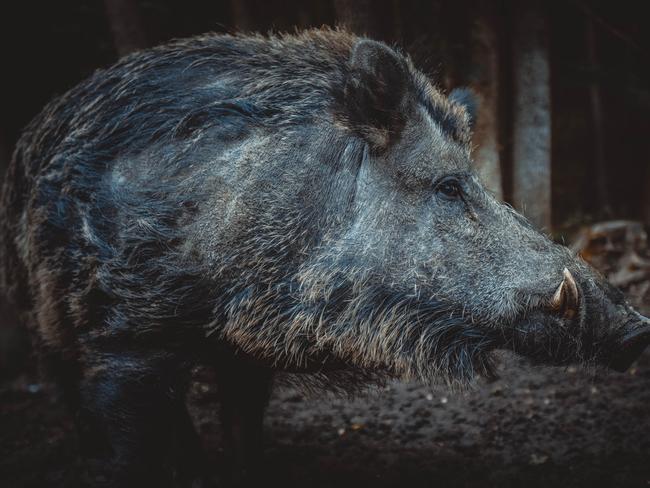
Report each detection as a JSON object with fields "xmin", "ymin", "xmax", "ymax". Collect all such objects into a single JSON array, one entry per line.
[
  {"xmin": 511, "ymin": 0, "xmax": 552, "ymax": 230},
  {"xmin": 230, "ymin": 0, "xmax": 255, "ymax": 32},
  {"xmin": 334, "ymin": 0, "xmax": 375, "ymax": 36},
  {"xmin": 334, "ymin": 0, "xmax": 395, "ymax": 40},
  {"xmin": 641, "ymin": 153, "xmax": 650, "ymax": 227},
  {"xmin": 103, "ymin": 0, "xmax": 147, "ymax": 57},
  {"xmin": 585, "ymin": 17, "xmax": 610, "ymax": 216},
  {"xmin": 0, "ymin": 128, "xmax": 8, "ymax": 183},
  {"xmin": 469, "ymin": 1, "xmax": 503, "ymax": 199}
]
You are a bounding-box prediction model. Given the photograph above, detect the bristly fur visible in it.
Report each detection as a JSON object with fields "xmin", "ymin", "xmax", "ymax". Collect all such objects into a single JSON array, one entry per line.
[
  {"xmin": 213, "ymin": 272, "xmax": 498, "ymax": 387},
  {"xmin": 0, "ymin": 28, "xmax": 482, "ymax": 390}
]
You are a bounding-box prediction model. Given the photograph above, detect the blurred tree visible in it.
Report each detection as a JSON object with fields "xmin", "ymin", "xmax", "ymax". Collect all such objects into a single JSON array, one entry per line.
[
  {"xmin": 644, "ymin": 164, "xmax": 650, "ymax": 227},
  {"xmin": 468, "ymin": 0, "xmax": 503, "ymax": 199},
  {"xmin": 104, "ymin": 0, "xmax": 148, "ymax": 56},
  {"xmin": 511, "ymin": 0, "xmax": 552, "ymax": 229},
  {"xmin": 0, "ymin": 130, "xmax": 7, "ymax": 181},
  {"xmin": 333, "ymin": 0, "xmax": 378, "ymax": 37},
  {"xmin": 229, "ymin": 0, "xmax": 255, "ymax": 32},
  {"xmin": 585, "ymin": 16, "xmax": 610, "ymax": 216},
  {"xmin": 333, "ymin": 0, "xmax": 397, "ymax": 40}
]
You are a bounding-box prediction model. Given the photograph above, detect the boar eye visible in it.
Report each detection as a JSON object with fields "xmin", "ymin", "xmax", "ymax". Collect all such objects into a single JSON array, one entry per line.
[{"xmin": 435, "ymin": 177, "xmax": 462, "ymax": 200}]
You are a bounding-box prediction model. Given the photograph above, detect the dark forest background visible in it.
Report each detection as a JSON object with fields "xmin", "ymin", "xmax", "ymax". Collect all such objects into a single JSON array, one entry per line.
[{"xmin": 1, "ymin": 0, "xmax": 649, "ymax": 231}]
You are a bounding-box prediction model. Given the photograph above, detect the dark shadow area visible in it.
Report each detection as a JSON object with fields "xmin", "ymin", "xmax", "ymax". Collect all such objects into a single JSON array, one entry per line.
[{"xmin": 2, "ymin": 348, "xmax": 649, "ymax": 487}]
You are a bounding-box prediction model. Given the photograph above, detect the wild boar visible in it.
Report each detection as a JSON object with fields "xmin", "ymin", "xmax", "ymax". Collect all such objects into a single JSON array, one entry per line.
[{"xmin": 1, "ymin": 29, "xmax": 648, "ymax": 486}]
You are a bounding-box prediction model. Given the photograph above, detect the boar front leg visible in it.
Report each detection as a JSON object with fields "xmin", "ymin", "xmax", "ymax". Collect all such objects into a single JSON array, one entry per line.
[
  {"xmin": 215, "ymin": 356, "xmax": 273, "ymax": 484},
  {"xmin": 74, "ymin": 353, "xmax": 209, "ymax": 487}
]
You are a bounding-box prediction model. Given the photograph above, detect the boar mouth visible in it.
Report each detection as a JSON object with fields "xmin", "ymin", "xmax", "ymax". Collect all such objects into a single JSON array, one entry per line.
[
  {"xmin": 605, "ymin": 315, "xmax": 650, "ymax": 372},
  {"xmin": 497, "ymin": 314, "xmax": 650, "ymax": 372}
]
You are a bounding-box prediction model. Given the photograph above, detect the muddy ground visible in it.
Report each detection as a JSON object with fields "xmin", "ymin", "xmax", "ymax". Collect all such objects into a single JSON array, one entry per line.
[{"xmin": 2, "ymin": 225, "xmax": 650, "ymax": 488}]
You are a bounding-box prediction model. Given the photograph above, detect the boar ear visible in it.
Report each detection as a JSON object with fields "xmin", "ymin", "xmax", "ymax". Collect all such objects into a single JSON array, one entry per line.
[
  {"xmin": 343, "ymin": 39, "xmax": 411, "ymax": 149},
  {"xmin": 449, "ymin": 87, "xmax": 478, "ymax": 131}
]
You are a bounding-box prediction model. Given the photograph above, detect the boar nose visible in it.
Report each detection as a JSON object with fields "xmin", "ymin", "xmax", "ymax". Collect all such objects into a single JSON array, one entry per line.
[
  {"xmin": 550, "ymin": 268, "xmax": 580, "ymax": 320},
  {"xmin": 608, "ymin": 317, "xmax": 650, "ymax": 372}
]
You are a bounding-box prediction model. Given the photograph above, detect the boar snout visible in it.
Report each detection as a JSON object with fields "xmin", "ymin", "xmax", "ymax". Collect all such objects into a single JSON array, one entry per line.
[
  {"xmin": 503, "ymin": 264, "xmax": 650, "ymax": 371},
  {"xmin": 607, "ymin": 315, "xmax": 650, "ymax": 372}
]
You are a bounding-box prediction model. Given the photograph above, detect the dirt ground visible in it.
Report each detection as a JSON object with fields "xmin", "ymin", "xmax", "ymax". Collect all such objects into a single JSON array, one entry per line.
[{"xmin": 2, "ymin": 224, "xmax": 650, "ymax": 488}]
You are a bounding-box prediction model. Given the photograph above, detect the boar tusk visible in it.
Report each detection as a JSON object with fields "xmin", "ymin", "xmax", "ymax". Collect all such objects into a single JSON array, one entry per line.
[{"xmin": 551, "ymin": 268, "xmax": 580, "ymax": 320}]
